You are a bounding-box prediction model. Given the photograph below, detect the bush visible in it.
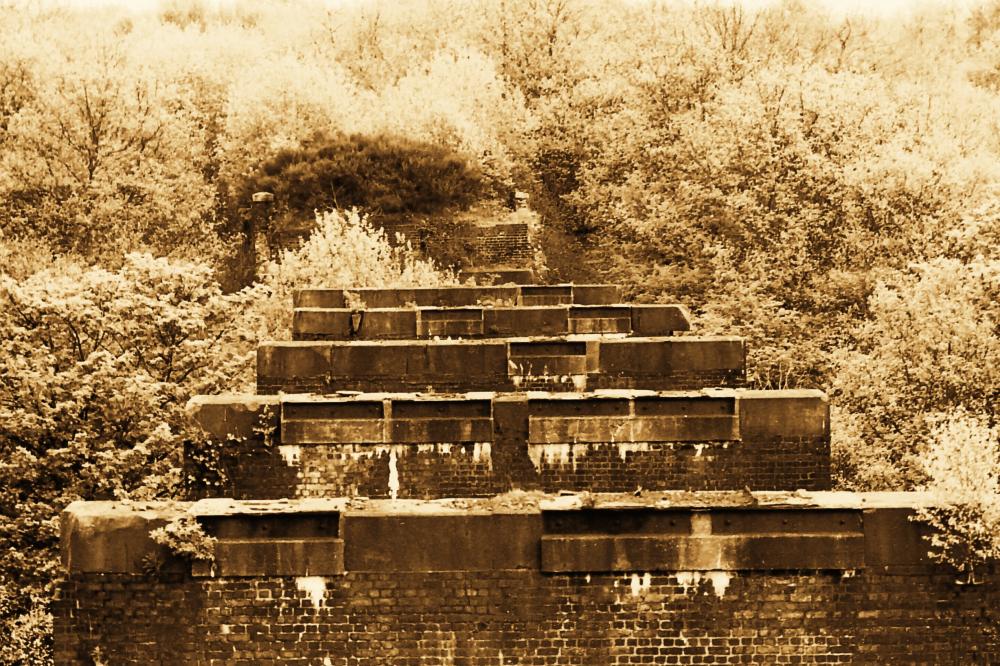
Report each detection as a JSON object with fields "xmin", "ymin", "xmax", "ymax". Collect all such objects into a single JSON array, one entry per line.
[
  {"xmin": 149, "ymin": 513, "xmax": 216, "ymax": 563},
  {"xmin": 915, "ymin": 411, "xmax": 1000, "ymax": 581},
  {"xmin": 235, "ymin": 132, "xmax": 489, "ymax": 236},
  {"xmin": 831, "ymin": 258, "xmax": 1000, "ymax": 489},
  {"xmin": 0, "ymin": 254, "xmax": 251, "ymax": 664}
]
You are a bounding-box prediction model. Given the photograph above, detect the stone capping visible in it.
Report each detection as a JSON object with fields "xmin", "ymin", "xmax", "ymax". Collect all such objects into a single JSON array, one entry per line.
[
  {"xmin": 293, "ymin": 284, "xmax": 623, "ymax": 309},
  {"xmin": 184, "ymin": 389, "xmax": 827, "ymax": 447},
  {"xmin": 190, "ymin": 498, "xmax": 346, "ymax": 577},
  {"xmin": 291, "ymin": 304, "xmax": 692, "ymax": 340},
  {"xmin": 60, "ymin": 492, "xmax": 941, "ymax": 576},
  {"xmin": 255, "ymin": 336, "xmax": 748, "ymax": 393},
  {"xmin": 540, "ymin": 506, "xmax": 865, "ymax": 572}
]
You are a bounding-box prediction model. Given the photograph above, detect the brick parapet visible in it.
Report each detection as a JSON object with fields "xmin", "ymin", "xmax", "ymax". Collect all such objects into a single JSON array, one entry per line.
[
  {"xmin": 185, "ymin": 390, "xmax": 829, "ymax": 498},
  {"xmin": 54, "ymin": 495, "xmax": 1000, "ymax": 663}
]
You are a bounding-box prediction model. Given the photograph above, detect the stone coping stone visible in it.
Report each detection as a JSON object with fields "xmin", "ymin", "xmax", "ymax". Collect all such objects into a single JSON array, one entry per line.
[
  {"xmin": 187, "ymin": 388, "xmax": 827, "ymax": 444},
  {"xmin": 294, "ymin": 284, "xmax": 622, "ymax": 309},
  {"xmin": 457, "ymin": 268, "xmax": 536, "ymax": 285},
  {"xmin": 256, "ymin": 336, "xmax": 747, "ymax": 393},
  {"xmin": 292, "ymin": 304, "xmax": 691, "ymax": 340},
  {"xmin": 61, "ymin": 492, "xmax": 938, "ymax": 575}
]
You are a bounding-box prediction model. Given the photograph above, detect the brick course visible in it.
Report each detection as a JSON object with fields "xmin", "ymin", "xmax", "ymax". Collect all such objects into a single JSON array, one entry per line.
[
  {"xmin": 54, "ymin": 569, "xmax": 1000, "ymax": 664},
  {"xmin": 191, "ymin": 435, "xmax": 830, "ymax": 500}
]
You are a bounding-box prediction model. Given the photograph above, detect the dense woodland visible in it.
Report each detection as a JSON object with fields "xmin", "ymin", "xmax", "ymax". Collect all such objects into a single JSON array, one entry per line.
[{"xmin": 1, "ymin": 0, "xmax": 999, "ymax": 661}]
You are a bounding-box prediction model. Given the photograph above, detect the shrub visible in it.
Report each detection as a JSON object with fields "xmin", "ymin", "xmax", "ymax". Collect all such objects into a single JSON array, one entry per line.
[
  {"xmin": 149, "ymin": 513, "xmax": 217, "ymax": 563},
  {"xmin": 915, "ymin": 411, "xmax": 1000, "ymax": 581},
  {"xmin": 0, "ymin": 253, "xmax": 251, "ymax": 664},
  {"xmin": 234, "ymin": 132, "xmax": 488, "ymax": 238},
  {"xmin": 831, "ymin": 257, "xmax": 1000, "ymax": 489}
]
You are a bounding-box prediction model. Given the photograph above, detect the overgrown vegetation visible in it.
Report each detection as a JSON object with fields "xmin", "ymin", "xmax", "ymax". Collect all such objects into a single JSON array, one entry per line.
[
  {"xmin": 149, "ymin": 513, "xmax": 217, "ymax": 564},
  {"xmin": 237, "ymin": 132, "xmax": 489, "ymax": 228},
  {"xmin": 1, "ymin": 0, "xmax": 999, "ymax": 661}
]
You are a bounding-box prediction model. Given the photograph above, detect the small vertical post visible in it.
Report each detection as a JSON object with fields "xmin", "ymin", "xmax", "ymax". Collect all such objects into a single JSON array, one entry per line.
[{"xmin": 246, "ymin": 191, "xmax": 274, "ymax": 284}]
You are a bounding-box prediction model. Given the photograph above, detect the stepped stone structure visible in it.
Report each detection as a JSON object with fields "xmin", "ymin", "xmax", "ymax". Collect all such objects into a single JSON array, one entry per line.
[{"xmin": 55, "ymin": 282, "xmax": 1000, "ymax": 664}]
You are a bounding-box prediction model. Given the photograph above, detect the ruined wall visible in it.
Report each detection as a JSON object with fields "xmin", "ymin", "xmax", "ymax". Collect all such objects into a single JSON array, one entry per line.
[
  {"xmin": 255, "ymin": 338, "xmax": 748, "ymax": 394},
  {"xmin": 54, "ymin": 498, "xmax": 1000, "ymax": 665},
  {"xmin": 186, "ymin": 391, "xmax": 831, "ymax": 500},
  {"xmin": 466, "ymin": 221, "xmax": 532, "ymax": 266},
  {"xmin": 55, "ymin": 569, "xmax": 1000, "ymax": 665}
]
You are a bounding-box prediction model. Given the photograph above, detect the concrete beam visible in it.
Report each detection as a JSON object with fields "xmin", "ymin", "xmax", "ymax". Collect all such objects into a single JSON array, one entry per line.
[
  {"xmin": 293, "ymin": 304, "xmax": 692, "ymax": 340},
  {"xmin": 60, "ymin": 501, "xmax": 186, "ymax": 574},
  {"xmin": 59, "ymin": 493, "xmax": 943, "ymax": 576},
  {"xmin": 186, "ymin": 394, "xmax": 279, "ymax": 441},
  {"xmin": 739, "ymin": 390, "xmax": 829, "ymax": 439},
  {"xmin": 294, "ymin": 284, "xmax": 624, "ymax": 309}
]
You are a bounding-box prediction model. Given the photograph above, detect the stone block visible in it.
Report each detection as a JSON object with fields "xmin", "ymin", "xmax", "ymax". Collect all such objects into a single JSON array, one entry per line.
[
  {"xmin": 540, "ymin": 533, "xmax": 865, "ymax": 572},
  {"xmin": 186, "ymin": 394, "xmax": 280, "ymax": 441},
  {"xmin": 863, "ymin": 507, "xmax": 934, "ymax": 570},
  {"xmin": 294, "ymin": 289, "xmax": 346, "ymax": 308},
  {"xmin": 738, "ymin": 390, "xmax": 829, "ymax": 439},
  {"xmin": 571, "ymin": 284, "xmax": 622, "ymax": 304},
  {"xmin": 343, "ymin": 513, "xmax": 541, "ymax": 572},
  {"xmin": 292, "ymin": 308, "xmax": 353, "ymax": 339},
  {"xmin": 351, "ymin": 309, "xmax": 419, "ymax": 339},
  {"xmin": 257, "ymin": 343, "xmax": 331, "ymax": 393},
  {"xmin": 597, "ymin": 338, "xmax": 746, "ymax": 374},
  {"xmin": 60, "ymin": 501, "xmax": 185, "ymax": 574},
  {"xmin": 508, "ymin": 341, "xmax": 588, "ymax": 376},
  {"xmin": 630, "ymin": 305, "xmax": 692, "ymax": 335},
  {"xmin": 199, "ymin": 538, "xmax": 345, "ymax": 577},
  {"xmin": 416, "ymin": 308, "xmax": 484, "ymax": 337},
  {"xmin": 568, "ymin": 306, "xmax": 632, "ymax": 334},
  {"xmin": 458, "ymin": 268, "xmax": 535, "ymax": 285},
  {"xmin": 519, "ymin": 285, "xmax": 573, "ymax": 306},
  {"xmin": 483, "ymin": 307, "xmax": 568, "ymax": 336}
]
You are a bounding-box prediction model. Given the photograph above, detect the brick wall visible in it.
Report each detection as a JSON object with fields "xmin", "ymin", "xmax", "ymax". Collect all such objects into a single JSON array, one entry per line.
[
  {"xmin": 54, "ymin": 568, "xmax": 1000, "ymax": 664},
  {"xmin": 467, "ymin": 222, "xmax": 533, "ymax": 267},
  {"xmin": 54, "ymin": 497, "xmax": 1000, "ymax": 664},
  {"xmin": 194, "ymin": 435, "xmax": 830, "ymax": 500},
  {"xmin": 186, "ymin": 391, "xmax": 830, "ymax": 499}
]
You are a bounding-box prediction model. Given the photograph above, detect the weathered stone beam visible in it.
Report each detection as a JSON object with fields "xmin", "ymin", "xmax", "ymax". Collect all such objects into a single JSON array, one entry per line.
[
  {"xmin": 257, "ymin": 336, "xmax": 746, "ymax": 394},
  {"xmin": 59, "ymin": 492, "xmax": 940, "ymax": 576},
  {"xmin": 293, "ymin": 284, "xmax": 623, "ymax": 309},
  {"xmin": 292, "ymin": 304, "xmax": 692, "ymax": 340}
]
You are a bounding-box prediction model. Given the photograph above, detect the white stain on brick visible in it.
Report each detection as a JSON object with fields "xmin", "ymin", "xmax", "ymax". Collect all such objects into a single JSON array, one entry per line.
[
  {"xmin": 676, "ymin": 571, "xmax": 702, "ymax": 594},
  {"xmin": 706, "ymin": 571, "xmax": 732, "ymax": 598},
  {"xmin": 629, "ymin": 572, "xmax": 652, "ymax": 597},
  {"xmin": 616, "ymin": 441, "xmax": 650, "ymax": 462},
  {"xmin": 472, "ymin": 442, "xmax": 492, "ymax": 469},
  {"xmin": 528, "ymin": 443, "xmax": 574, "ymax": 469},
  {"xmin": 278, "ymin": 445, "xmax": 301, "ymax": 466},
  {"xmin": 388, "ymin": 448, "xmax": 400, "ymax": 500},
  {"xmin": 295, "ymin": 577, "xmax": 327, "ymax": 610}
]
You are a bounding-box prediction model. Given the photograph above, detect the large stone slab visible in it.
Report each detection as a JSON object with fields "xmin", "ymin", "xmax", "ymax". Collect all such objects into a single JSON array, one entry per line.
[
  {"xmin": 293, "ymin": 284, "xmax": 623, "ymax": 309},
  {"xmin": 257, "ymin": 337, "xmax": 746, "ymax": 394},
  {"xmin": 292, "ymin": 304, "xmax": 691, "ymax": 340}
]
